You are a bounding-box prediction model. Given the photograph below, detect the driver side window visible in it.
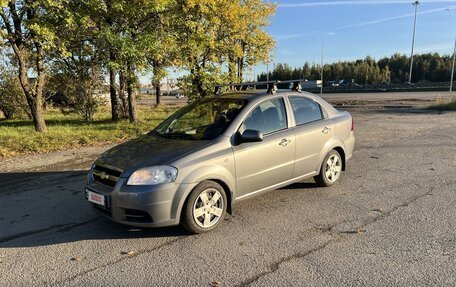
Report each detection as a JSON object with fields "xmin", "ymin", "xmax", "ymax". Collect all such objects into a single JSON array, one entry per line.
[{"xmin": 240, "ymin": 98, "xmax": 287, "ymax": 135}]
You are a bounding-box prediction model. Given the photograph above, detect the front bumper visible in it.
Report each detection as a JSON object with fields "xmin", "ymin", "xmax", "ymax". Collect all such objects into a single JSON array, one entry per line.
[{"xmin": 85, "ymin": 175, "xmax": 197, "ymax": 228}]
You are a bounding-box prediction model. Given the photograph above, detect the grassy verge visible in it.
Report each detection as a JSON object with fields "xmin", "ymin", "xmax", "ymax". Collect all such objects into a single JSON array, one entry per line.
[
  {"xmin": 427, "ymin": 101, "xmax": 456, "ymax": 111},
  {"xmin": 427, "ymin": 95, "xmax": 456, "ymax": 111},
  {"xmin": 0, "ymin": 105, "xmax": 178, "ymax": 158}
]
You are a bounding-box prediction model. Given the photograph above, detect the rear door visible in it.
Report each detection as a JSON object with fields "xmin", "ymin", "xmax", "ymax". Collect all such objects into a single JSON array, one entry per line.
[
  {"xmin": 233, "ymin": 97, "xmax": 295, "ymax": 198},
  {"xmin": 288, "ymin": 96, "xmax": 334, "ymax": 177}
]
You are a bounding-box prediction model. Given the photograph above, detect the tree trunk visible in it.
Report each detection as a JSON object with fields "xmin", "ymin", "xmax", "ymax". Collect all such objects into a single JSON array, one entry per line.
[
  {"xmin": 29, "ymin": 96, "xmax": 47, "ymax": 132},
  {"xmin": 34, "ymin": 42, "xmax": 47, "ymax": 132},
  {"xmin": 228, "ymin": 56, "xmax": 236, "ymax": 91},
  {"xmin": 106, "ymin": 2, "xmax": 120, "ymax": 121},
  {"xmin": 118, "ymin": 70, "xmax": 128, "ymax": 117},
  {"xmin": 16, "ymin": 50, "xmax": 47, "ymax": 132},
  {"xmin": 1, "ymin": 6, "xmax": 47, "ymax": 132},
  {"xmin": 154, "ymin": 83, "xmax": 161, "ymax": 106},
  {"xmin": 109, "ymin": 53, "xmax": 120, "ymax": 121},
  {"xmin": 237, "ymin": 57, "xmax": 244, "ymax": 83},
  {"xmin": 126, "ymin": 64, "xmax": 138, "ymax": 123},
  {"xmin": 152, "ymin": 60, "xmax": 162, "ymax": 106}
]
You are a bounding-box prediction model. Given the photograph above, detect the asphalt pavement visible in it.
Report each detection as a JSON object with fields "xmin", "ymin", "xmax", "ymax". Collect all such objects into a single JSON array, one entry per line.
[{"xmin": 0, "ymin": 98, "xmax": 455, "ymax": 286}]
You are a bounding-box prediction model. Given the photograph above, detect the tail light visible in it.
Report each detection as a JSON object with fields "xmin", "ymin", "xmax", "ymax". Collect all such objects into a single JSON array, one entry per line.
[{"xmin": 351, "ymin": 118, "xmax": 354, "ymax": 131}]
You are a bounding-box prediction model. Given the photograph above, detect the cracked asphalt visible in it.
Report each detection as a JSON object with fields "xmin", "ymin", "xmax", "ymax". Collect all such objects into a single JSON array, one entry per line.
[{"xmin": 1, "ymin": 98, "xmax": 455, "ymax": 286}]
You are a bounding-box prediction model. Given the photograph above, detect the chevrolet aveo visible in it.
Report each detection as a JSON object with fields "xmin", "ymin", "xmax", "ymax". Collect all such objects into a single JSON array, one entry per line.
[{"xmin": 86, "ymin": 90, "xmax": 355, "ymax": 233}]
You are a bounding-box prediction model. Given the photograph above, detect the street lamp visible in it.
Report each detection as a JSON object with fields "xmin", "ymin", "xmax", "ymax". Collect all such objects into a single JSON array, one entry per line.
[
  {"xmin": 313, "ymin": 37, "xmax": 324, "ymax": 95},
  {"xmin": 320, "ymin": 39, "xmax": 324, "ymax": 95},
  {"xmin": 408, "ymin": 1, "xmax": 420, "ymax": 83},
  {"xmin": 451, "ymin": 38, "xmax": 455, "ymax": 92},
  {"xmin": 447, "ymin": 8, "xmax": 456, "ymax": 92}
]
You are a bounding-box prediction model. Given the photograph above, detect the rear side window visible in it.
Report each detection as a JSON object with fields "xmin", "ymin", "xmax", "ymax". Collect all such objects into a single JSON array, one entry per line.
[
  {"xmin": 240, "ymin": 98, "xmax": 287, "ymax": 135},
  {"xmin": 289, "ymin": 96, "xmax": 323, "ymax": 125}
]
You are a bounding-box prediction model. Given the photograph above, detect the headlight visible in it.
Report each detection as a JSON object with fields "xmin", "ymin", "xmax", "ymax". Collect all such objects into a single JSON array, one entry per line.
[{"xmin": 127, "ymin": 166, "xmax": 178, "ymax": 185}]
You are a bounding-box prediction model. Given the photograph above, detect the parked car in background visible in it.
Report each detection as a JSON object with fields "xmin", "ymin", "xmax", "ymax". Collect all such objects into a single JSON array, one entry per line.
[
  {"xmin": 170, "ymin": 90, "xmax": 184, "ymax": 98},
  {"xmin": 85, "ymin": 89, "xmax": 355, "ymax": 233}
]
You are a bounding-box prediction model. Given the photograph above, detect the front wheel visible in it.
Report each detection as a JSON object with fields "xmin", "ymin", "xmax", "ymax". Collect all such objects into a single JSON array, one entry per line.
[
  {"xmin": 181, "ymin": 181, "xmax": 227, "ymax": 234},
  {"xmin": 314, "ymin": 150, "xmax": 343, "ymax": 187}
]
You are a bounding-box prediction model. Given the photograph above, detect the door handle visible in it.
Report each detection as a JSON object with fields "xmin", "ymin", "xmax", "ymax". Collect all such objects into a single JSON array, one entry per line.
[
  {"xmin": 279, "ymin": 138, "xmax": 291, "ymax": 147},
  {"xmin": 322, "ymin": 127, "xmax": 331, "ymax": 134}
]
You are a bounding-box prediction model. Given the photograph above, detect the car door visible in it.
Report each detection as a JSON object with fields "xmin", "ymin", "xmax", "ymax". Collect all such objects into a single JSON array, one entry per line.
[
  {"xmin": 288, "ymin": 96, "xmax": 334, "ymax": 177},
  {"xmin": 233, "ymin": 97, "xmax": 295, "ymax": 198}
]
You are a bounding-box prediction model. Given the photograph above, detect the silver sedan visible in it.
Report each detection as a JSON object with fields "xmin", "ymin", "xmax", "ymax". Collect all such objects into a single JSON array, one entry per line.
[{"xmin": 85, "ymin": 90, "xmax": 355, "ymax": 233}]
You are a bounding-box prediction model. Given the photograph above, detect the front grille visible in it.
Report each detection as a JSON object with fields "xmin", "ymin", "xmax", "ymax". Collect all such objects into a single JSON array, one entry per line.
[{"xmin": 92, "ymin": 165, "xmax": 122, "ymax": 187}]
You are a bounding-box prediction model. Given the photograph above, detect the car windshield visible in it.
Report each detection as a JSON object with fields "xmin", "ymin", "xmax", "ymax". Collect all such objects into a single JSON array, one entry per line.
[{"xmin": 152, "ymin": 98, "xmax": 247, "ymax": 140}]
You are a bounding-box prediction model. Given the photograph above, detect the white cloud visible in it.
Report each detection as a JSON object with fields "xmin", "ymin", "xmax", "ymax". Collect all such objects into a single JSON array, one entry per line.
[
  {"xmin": 278, "ymin": 0, "xmax": 456, "ymax": 8},
  {"xmin": 335, "ymin": 5, "xmax": 456, "ymax": 29},
  {"xmin": 274, "ymin": 5, "xmax": 456, "ymax": 41}
]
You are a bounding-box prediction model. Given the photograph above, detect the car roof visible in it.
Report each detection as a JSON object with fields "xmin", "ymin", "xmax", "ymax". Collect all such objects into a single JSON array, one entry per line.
[
  {"xmin": 215, "ymin": 90, "xmax": 322, "ymax": 102},
  {"xmin": 215, "ymin": 90, "xmax": 339, "ymax": 118}
]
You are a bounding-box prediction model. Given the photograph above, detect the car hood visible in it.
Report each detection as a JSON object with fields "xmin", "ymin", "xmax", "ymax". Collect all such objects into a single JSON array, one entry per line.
[{"xmin": 95, "ymin": 134, "xmax": 211, "ymax": 177}]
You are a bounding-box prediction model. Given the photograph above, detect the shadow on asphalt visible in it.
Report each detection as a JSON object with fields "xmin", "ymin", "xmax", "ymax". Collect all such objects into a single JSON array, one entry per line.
[
  {"xmin": 282, "ymin": 182, "xmax": 320, "ymax": 190},
  {"xmin": 344, "ymin": 106, "xmax": 448, "ymax": 115},
  {"xmin": 0, "ymin": 171, "xmax": 320, "ymax": 248},
  {"xmin": 0, "ymin": 171, "xmax": 190, "ymax": 248}
]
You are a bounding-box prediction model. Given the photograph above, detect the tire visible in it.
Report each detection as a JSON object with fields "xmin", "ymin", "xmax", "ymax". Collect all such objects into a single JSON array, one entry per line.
[
  {"xmin": 181, "ymin": 181, "xmax": 227, "ymax": 234},
  {"xmin": 314, "ymin": 150, "xmax": 343, "ymax": 187}
]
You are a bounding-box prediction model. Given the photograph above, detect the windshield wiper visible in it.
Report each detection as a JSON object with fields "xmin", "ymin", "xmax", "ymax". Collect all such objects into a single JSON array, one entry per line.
[
  {"xmin": 148, "ymin": 130, "xmax": 160, "ymax": 136},
  {"xmin": 159, "ymin": 132, "xmax": 197, "ymax": 140}
]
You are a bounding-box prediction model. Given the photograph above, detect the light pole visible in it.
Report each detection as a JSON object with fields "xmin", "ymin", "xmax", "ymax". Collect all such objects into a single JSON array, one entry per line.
[
  {"xmin": 408, "ymin": 1, "xmax": 420, "ymax": 83},
  {"xmin": 447, "ymin": 8, "xmax": 456, "ymax": 92},
  {"xmin": 451, "ymin": 38, "xmax": 456, "ymax": 92},
  {"xmin": 320, "ymin": 39, "xmax": 324, "ymax": 95}
]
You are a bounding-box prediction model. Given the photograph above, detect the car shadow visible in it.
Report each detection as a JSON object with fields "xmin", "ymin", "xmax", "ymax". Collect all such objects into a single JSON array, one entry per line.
[
  {"xmin": 0, "ymin": 171, "xmax": 321, "ymax": 248},
  {"xmin": 0, "ymin": 171, "xmax": 190, "ymax": 248},
  {"xmin": 281, "ymin": 181, "xmax": 319, "ymax": 190},
  {"xmin": 350, "ymin": 107, "xmax": 449, "ymax": 115}
]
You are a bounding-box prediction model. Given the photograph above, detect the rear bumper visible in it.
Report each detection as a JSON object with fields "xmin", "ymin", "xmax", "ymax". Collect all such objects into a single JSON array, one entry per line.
[
  {"xmin": 85, "ymin": 175, "xmax": 197, "ymax": 228},
  {"xmin": 345, "ymin": 132, "xmax": 355, "ymax": 160}
]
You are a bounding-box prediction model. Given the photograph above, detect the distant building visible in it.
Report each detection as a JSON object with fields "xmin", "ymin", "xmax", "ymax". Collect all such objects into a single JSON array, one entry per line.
[{"xmin": 139, "ymin": 80, "xmax": 179, "ymax": 95}]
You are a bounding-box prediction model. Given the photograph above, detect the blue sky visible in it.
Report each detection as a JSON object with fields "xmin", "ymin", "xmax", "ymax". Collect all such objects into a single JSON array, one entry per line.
[{"xmin": 248, "ymin": 0, "xmax": 456, "ymax": 79}]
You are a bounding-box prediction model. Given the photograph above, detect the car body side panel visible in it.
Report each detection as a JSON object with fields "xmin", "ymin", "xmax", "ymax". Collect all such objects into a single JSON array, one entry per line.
[
  {"xmin": 170, "ymin": 139, "xmax": 237, "ymax": 217},
  {"xmin": 315, "ymin": 112, "xmax": 355, "ymax": 174},
  {"xmin": 333, "ymin": 112, "xmax": 355, "ymax": 159},
  {"xmin": 292, "ymin": 119, "xmax": 335, "ymax": 177},
  {"xmin": 233, "ymin": 128, "xmax": 296, "ymax": 198}
]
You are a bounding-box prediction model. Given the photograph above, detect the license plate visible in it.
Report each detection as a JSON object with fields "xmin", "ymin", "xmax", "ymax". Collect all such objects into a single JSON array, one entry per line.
[{"xmin": 87, "ymin": 190, "xmax": 105, "ymax": 207}]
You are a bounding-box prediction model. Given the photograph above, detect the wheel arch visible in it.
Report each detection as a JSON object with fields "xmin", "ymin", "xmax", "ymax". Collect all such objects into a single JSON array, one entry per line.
[
  {"xmin": 332, "ymin": 146, "xmax": 346, "ymax": 171},
  {"xmin": 174, "ymin": 166, "xmax": 236, "ymax": 222}
]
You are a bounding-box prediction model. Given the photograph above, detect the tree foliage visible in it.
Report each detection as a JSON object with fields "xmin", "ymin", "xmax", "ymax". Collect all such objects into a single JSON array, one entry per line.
[
  {"xmin": 175, "ymin": 0, "xmax": 275, "ymax": 100},
  {"xmin": 1, "ymin": 0, "xmax": 276, "ymax": 126},
  {"xmin": 258, "ymin": 53, "xmax": 454, "ymax": 85},
  {"xmin": 0, "ymin": 0, "xmax": 67, "ymax": 131},
  {"xmin": 0, "ymin": 66, "xmax": 29, "ymax": 119}
]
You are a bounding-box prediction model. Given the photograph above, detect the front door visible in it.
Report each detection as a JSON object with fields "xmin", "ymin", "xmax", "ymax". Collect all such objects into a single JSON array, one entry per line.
[{"xmin": 233, "ymin": 97, "xmax": 295, "ymax": 198}]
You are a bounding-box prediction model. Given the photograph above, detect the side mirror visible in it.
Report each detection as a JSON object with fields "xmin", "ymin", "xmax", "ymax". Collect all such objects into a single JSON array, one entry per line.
[{"xmin": 238, "ymin": 129, "xmax": 263, "ymax": 144}]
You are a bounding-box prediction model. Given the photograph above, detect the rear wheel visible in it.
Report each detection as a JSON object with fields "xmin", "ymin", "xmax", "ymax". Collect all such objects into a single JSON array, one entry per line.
[
  {"xmin": 314, "ymin": 150, "xmax": 343, "ymax": 187},
  {"xmin": 181, "ymin": 181, "xmax": 227, "ymax": 233}
]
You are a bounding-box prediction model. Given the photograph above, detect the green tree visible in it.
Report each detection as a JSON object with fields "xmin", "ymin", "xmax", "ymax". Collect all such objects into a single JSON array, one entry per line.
[
  {"xmin": 175, "ymin": 0, "xmax": 275, "ymax": 98},
  {"xmin": 0, "ymin": 0, "xmax": 66, "ymax": 131},
  {"xmin": 0, "ymin": 65, "xmax": 28, "ymax": 119}
]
